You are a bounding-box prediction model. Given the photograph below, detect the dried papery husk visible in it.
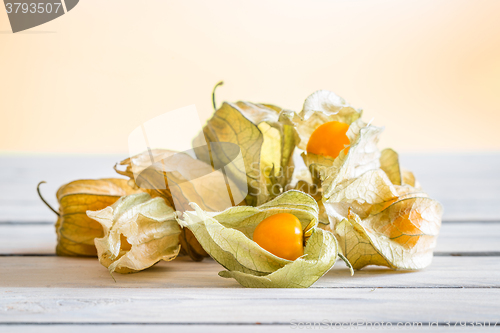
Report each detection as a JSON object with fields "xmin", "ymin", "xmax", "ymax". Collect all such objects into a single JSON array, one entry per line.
[
  {"xmin": 55, "ymin": 178, "xmax": 140, "ymax": 257},
  {"xmin": 324, "ymin": 146, "xmax": 442, "ymax": 270},
  {"xmin": 87, "ymin": 193, "xmax": 181, "ymax": 274},
  {"xmin": 115, "ymin": 149, "xmax": 241, "ymax": 260},
  {"xmin": 281, "ymin": 90, "xmax": 375, "ymax": 189}
]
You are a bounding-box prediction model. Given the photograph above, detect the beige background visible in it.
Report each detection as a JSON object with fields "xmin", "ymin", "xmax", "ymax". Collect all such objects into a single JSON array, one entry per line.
[{"xmin": 1, "ymin": 0, "xmax": 499, "ymax": 154}]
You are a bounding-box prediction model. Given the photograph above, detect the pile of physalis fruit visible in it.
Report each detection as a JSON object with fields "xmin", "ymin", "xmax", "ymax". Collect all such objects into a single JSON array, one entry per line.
[{"xmin": 39, "ymin": 89, "xmax": 443, "ymax": 288}]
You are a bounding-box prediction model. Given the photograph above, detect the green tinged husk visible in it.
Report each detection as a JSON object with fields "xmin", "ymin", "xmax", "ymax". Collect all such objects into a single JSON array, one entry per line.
[
  {"xmin": 193, "ymin": 101, "xmax": 298, "ymax": 206},
  {"xmin": 178, "ymin": 190, "xmax": 339, "ymax": 288}
]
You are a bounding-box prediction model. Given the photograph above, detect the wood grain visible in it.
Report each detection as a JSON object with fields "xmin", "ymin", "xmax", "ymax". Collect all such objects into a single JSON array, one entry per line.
[
  {"xmin": 1, "ymin": 287, "xmax": 499, "ymax": 323},
  {"xmin": 2, "ymin": 325, "xmax": 499, "ymax": 333}
]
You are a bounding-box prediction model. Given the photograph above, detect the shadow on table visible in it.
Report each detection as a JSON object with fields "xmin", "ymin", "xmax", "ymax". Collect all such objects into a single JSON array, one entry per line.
[{"xmin": 0, "ymin": 256, "xmax": 240, "ymax": 289}]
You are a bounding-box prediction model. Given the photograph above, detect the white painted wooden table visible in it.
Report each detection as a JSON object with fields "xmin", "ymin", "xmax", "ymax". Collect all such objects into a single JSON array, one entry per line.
[{"xmin": 1, "ymin": 154, "xmax": 500, "ymax": 332}]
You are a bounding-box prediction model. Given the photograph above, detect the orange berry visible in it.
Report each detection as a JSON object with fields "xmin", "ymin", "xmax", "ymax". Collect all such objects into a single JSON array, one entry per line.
[
  {"xmin": 120, "ymin": 233, "xmax": 132, "ymax": 251},
  {"xmin": 306, "ymin": 121, "xmax": 350, "ymax": 159},
  {"xmin": 253, "ymin": 213, "xmax": 304, "ymax": 260}
]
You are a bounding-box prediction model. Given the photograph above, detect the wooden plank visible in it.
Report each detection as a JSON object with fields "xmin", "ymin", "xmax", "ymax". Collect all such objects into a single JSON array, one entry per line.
[
  {"xmin": 0, "ymin": 225, "xmax": 55, "ymax": 255},
  {"xmin": 436, "ymin": 222, "xmax": 500, "ymax": 254},
  {"xmin": 2, "ymin": 222, "xmax": 499, "ymax": 255},
  {"xmin": 0, "ymin": 256, "xmax": 499, "ymax": 289},
  {"xmin": 1, "ymin": 325, "xmax": 499, "ymax": 333},
  {"xmin": 399, "ymin": 153, "xmax": 500, "ymax": 221},
  {"xmin": 1, "ymin": 153, "xmax": 500, "ymax": 222},
  {"xmin": 0, "ymin": 327, "xmax": 287, "ymax": 333},
  {"xmin": 0, "ymin": 155, "xmax": 125, "ymax": 223},
  {"xmin": 0, "ymin": 287, "xmax": 499, "ymax": 324},
  {"xmin": 0, "ymin": 326, "xmax": 312, "ymax": 333}
]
